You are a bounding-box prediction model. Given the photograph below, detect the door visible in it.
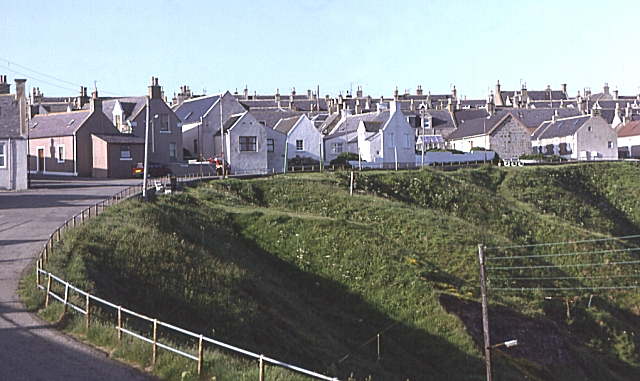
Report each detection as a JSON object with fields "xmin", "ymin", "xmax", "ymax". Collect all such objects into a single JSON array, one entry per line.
[{"xmin": 37, "ymin": 148, "xmax": 44, "ymax": 172}]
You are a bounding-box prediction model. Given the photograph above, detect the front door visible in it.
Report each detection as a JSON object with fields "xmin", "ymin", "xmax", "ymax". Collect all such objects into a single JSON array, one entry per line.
[{"xmin": 37, "ymin": 148, "xmax": 44, "ymax": 172}]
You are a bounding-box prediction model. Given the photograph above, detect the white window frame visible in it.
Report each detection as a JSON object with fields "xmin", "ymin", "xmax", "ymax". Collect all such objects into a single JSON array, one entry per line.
[
  {"xmin": 56, "ymin": 144, "xmax": 65, "ymax": 163},
  {"xmin": 0, "ymin": 142, "xmax": 5, "ymax": 168},
  {"xmin": 267, "ymin": 139, "xmax": 274, "ymax": 152},
  {"xmin": 387, "ymin": 133, "xmax": 394, "ymax": 148},
  {"xmin": 120, "ymin": 145, "xmax": 132, "ymax": 161},
  {"xmin": 403, "ymin": 133, "xmax": 410, "ymax": 149},
  {"xmin": 296, "ymin": 139, "xmax": 304, "ymax": 151},
  {"xmin": 239, "ymin": 136, "xmax": 257, "ymax": 152},
  {"xmin": 331, "ymin": 142, "xmax": 343, "ymax": 154}
]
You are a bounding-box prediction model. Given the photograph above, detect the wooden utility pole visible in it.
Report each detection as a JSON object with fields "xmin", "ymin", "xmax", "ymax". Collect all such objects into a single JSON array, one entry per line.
[{"xmin": 478, "ymin": 244, "xmax": 492, "ymax": 381}]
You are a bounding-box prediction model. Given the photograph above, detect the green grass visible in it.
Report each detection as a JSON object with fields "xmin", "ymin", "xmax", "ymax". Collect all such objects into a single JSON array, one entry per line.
[{"xmin": 20, "ymin": 162, "xmax": 640, "ymax": 380}]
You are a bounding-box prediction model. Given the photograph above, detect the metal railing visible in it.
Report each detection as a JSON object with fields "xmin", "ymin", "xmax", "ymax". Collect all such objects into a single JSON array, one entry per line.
[{"xmin": 34, "ymin": 182, "xmax": 338, "ymax": 380}]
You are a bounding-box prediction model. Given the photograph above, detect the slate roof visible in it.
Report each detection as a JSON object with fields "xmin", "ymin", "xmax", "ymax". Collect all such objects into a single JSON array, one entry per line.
[
  {"xmin": 617, "ymin": 120, "xmax": 640, "ymax": 138},
  {"xmin": 426, "ymin": 110, "xmax": 456, "ymax": 129},
  {"xmin": 511, "ymin": 108, "xmax": 583, "ymax": 131},
  {"xmin": 531, "ymin": 115, "xmax": 590, "ymax": 140},
  {"xmin": 0, "ymin": 94, "xmax": 21, "ymax": 138},
  {"xmin": 447, "ymin": 111, "xmax": 528, "ymax": 140},
  {"xmin": 101, "ymin": 97, "xmax": 147, "ymax": 123},
  {"xmin": 249, "ymin": 109, "xmax": 308, "ymax": 129},
  {"xmin": 362, "ymin": 121, "xmax": 383, "ymax": 133},
  {"xmin": 331, "ymin": 112, "xmax": 379, "ymax": 135},
  {"xmin": 93, "ymin": 134, "xmax": 144, "ymax": 144},
  {"xmin": 172, "ymin": 94, "xmax": 221, "ymax": 124},
  {"xmin": 28, "ymin": 110, "xmax": 91, "ymax": 138},
  {"xmin": 274, "ymin": 115, "xmax": 301, "ymax": 134},
  {"xmin": 222, "ymin": 114, "xmax": 243, "ymax": 130},
  {"xmin": 453, "ymin": 109, "xmax": 489, "ymax": 125}
]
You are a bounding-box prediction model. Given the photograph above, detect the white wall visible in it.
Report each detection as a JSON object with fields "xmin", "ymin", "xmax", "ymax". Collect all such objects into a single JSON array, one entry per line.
[
  {"xmin": 225, "ymin": 113, "xmax": 268, "ymax": 175},
  {"xmin": 287, "ymin": 115, "xmax": 322, "ymax": 160}
]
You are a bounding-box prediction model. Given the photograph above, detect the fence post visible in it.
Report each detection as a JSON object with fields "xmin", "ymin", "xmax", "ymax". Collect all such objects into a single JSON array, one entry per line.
[
  {"xmin": 117, "ymin": 307, "xmax": 122, "ymax": 341},
  {"xmin": 72, "ymin": 215, "xmax": 76, "ymax": 228},
  {"xmin": 48, "ymin": 236, "xmax": 53, "ymax": 261},
  {"xmin": 259, "ymin": 355, "xmax": 265, "ymax": 381},
  {"xmin": 63, "ymin": 282, "xmax": 69, "ymax": 314},
  {"xmin": 152, "ymin": 319, "xmax": 158, "ymax": 365},
  {"xmin": 86, "ymin": 294, "xmax": 90, "ymax": 333},
  {"xmin": 36, "ymin": 259, "xmax": 41, "ymax": 288},
  {"xmin": 198, "ymin": 335, "xmax": 203, "ymax": 376},
  {"xmin": 56, "ymin": 228, "xmax": 61, "ymax": 242},
  {"xmin": 45, "ymin": 275, "xmax": 52, "ymax": 307},
  {"xmin": 81, "ymin": 210, "xmax": 85, "ymax": 224}
]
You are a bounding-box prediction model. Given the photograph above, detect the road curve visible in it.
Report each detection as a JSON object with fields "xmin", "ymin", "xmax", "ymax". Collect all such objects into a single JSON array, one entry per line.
[{"xmin": 0, "ymin": 178, "xmax": 159, "ymax": 381}]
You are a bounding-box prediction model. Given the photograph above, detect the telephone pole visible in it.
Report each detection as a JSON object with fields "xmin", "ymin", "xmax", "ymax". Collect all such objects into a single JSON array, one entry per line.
[{"xmin": 478, "ymin": 244, "xmax": 492, "ymax": 381}]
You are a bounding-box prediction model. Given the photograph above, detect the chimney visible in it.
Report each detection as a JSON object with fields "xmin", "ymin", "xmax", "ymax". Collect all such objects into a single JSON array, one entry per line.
[
  {"xmin": 495, "ymin": 80, "xmax": 504, "ymax": 106},
  {"xmin": 410, "ymin": 99, "xmax": 415, "ymax": 111},
  {"xmin": 613, "ymin": 88, "xmax": 619, "ymax": 100},
  {"xmin": 291, "ymin": 87, "xmax": 296, "ymax": 98},
  {"xmin": 394, "ymin": 86, "xmax": 399, "ymax": 101},
  {"xmin": 561, "ymin": 83, "xmax": 567, "ymax": 95},
  {"xmin": 307, "ymin": 89, "xmax": 312, "ymax": 99},
  {"xmin": 390, "ymin": 100, "xmax": 401, "ymax": 114},
  {"xmin": 416, "ymin": 85, "xmax": 423, "ymax": 96},
  {"xmin": 275, "ymin": 88, "xmax": 280, "ymax": 102},
  {"xmin": 447, "ymin": 97, "xmax": 454, "ymax": 113},
  {"xmin": 365, "ymin": 95, "xmax": 371, "ymax": 110},
  {"xmin": 356, "ymin": 86, "xmax": 363, "ymax": 98},
  {"xmin": 486, "ymin": 92, "xmax": 495, "ymax": 116},
  {"xmin": 243, "ymin": 85, "xmax": 248, "ymax": 100},
  {"xmin": 90, "ymin": 86, "xmax": 102, "ymax": 113},
  {"xmin": 355, "ymin": 98, "xmax": 362, "ymax": 114},
  {"xmin": 603, "ymin": 83, "xmax": 610, "ymax": 95},
  {"xmin": 148, "ymin": 76, "xmax": 162, "ymax": 99},
  {"xmin": 77, "ymin": 86, "xmax": 90, "ymax": 109},
  {"xmin": 0, "ymin": 75, "xmax": 10, "ymax": 94},
  {"xmin": 15, "ymin": 79, "xmax": 27, "ymax": 136},
  {"xmin": 451, "ymin": 85, "xmax": 457, "ymax": 100}
]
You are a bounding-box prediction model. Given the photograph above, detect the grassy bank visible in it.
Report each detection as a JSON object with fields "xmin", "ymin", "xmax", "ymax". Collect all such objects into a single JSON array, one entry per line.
[{"xmin": 21, "ymin": 162, "xmax": 640, "ymax": 380}]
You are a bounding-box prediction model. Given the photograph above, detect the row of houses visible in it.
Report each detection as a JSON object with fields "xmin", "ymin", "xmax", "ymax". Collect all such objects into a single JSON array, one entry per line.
[{"xmin": 3, "ymin": 77, "xmax": 640, "ymax": 190}]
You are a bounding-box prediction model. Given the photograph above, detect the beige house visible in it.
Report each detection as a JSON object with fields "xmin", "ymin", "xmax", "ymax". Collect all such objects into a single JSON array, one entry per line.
[{"xmin": 28, "ymin": 94, "xmax": 119, "ymax": 176}]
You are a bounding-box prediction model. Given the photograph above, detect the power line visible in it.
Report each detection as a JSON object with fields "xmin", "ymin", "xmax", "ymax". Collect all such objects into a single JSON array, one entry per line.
[
  {"xmin": 484, "ymin": 234, "xmax": 640, "ymax": 251},
  {"xmin": 487, "ymin": 247, "xmax": 640, "ymax": 261},
  {"xmin": 488, "ymin": 259, "xmax": 640, "ymax": 271},
  {"xmin": 0, "ymin": 57, "xmax": 125, "ymax": 96}
]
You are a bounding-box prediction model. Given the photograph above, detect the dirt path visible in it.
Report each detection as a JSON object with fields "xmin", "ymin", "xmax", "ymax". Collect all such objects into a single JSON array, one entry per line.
[{"xmin": 0, "ymin": 178, "xmax": 159, "ymax": 381}]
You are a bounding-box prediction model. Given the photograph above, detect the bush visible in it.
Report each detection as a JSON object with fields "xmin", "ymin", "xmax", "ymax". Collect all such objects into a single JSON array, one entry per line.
[{"xmin": 329, "ymin": 152, "xmax": 359, "ymax": 165}]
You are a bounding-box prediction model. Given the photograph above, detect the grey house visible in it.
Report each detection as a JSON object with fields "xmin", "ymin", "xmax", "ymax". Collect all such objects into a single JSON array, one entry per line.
[{"xmin": 0, "ymin": 77, "xmax": 28, "ymax": 190}]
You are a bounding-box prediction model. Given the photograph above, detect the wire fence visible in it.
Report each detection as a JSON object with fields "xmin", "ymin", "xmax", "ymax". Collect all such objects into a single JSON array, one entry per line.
[
  {"xmin": 482, "ymin": 234, "xmax": 640, "ymax": 293},
  {"xmin": 34, "ymin": 182, "xmax": 339, "ymax": 381}
]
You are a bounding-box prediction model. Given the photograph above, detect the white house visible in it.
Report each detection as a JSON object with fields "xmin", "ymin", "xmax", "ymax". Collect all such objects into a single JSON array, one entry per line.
[
  {"xmin": 273, "ymin": 115, "xmax": 323, "ymax": 161},
  {"xmin": 0, "ymin": 78, "xmax": 28, "ymax": 190},
  {"xmin": 265, "ymin": 126, "xmax": 286, "ymax": 172},
  {"xmin": 222, "ymin": 112, "xmax": 268, "ymax": 175},
  {"xmin": 531, "ymin": 111, "xmax": 617, "ymax": 160},
  {"xmin": 616, "ymin": 120, "xmax": 640, "ymax": 158},
  {"xmin": 357, "ymin": 101, "xmax": 415, "ymax": 165},
  {"xmin": 173, "ymin": 91, "xmax": 246, "ymax": 160}
]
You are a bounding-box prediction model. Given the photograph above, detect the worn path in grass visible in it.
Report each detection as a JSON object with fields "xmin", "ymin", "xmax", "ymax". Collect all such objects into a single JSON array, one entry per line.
[{"xmin": 0, "ymin": 177, "xmax": 158, "ymax": 381}]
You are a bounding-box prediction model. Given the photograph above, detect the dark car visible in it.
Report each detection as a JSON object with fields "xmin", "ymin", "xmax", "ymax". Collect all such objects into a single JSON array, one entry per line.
[{"xmin": 132, "ymin": 162, "xmax": 172, "ymax": 178}]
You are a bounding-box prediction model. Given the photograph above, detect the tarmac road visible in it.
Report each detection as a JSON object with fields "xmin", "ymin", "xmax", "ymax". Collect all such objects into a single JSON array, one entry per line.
[{"xmin": 0, "ymin": 177, "xmax": 159, "ymax": 381}]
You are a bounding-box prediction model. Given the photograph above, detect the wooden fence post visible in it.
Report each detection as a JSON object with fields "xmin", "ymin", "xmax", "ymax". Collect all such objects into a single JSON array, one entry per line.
[
  {"xmin": 45, "ymin": 275, "xmax": 52, "ymax": 307},
  {"xmin": 198, "ymin": 335, "xmax": 203, "ymax": 376},
  {"xmin": 117, "ymin": 307, "xmax": 122, "ymax": 341},
  {"xmin": 86, "ymin": 294, "xmax": 90, "ymax": 332},
  {"xmin": 259, "ymin": 355, "xmax": 265, "ymax": 381},
  {"xmin": 56, "ymin": 228, "xmax": 61, "ymax": 242},
  {"xmin": 63, "ymin": 282, "xmax": 69, "ymax": 314},
  {"xmin": 36, "ymin": 259, "xmax": 41, "ymax": 288},
  {"xmin": 152, "ymin": 319, "xmax": 158, "ymax": 365}
]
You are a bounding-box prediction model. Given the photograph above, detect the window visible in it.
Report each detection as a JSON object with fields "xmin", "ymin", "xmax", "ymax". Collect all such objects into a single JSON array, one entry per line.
[
  {"xmin": 160, "ymin": 114, "xmax": 169, "ymax": 132},
  {"xmin": 169, "ymin": 143, "xmax": 177, "ymax": 159},
  {"xmin": 404, "ymin": 134, "xmax": 410, "ymax": 149},
  {"xmin": 608, "ymin": 141, "xmax": 613, "ymax": 149},
  {"xmin": 120, "ymin": 145, "xmax": 131, "ymax": 160},
  {"xmin": 387, "ymin": 133, "xmax": 394, "ymax": 148},
  {"xmin": 296, "ymin": 139, "xmax": 304, "ymax": 151},
  {"xmin": 239, "ymin": 136, "xmax": 257, "ymax": 151},
  {"xmin": 267, "ymin": 139, "xmax": 274, "ymax": 152},
  {"xmin": 0, "ymin": 142, "xmax": 5, "ymax": 168},
  {"xmin": 56, "ymin": 145, "xmax": 65, "ymax": 163},
  {"xmin": 331, "ymin": 142, "xmax": 343, "ymax": 154},
  {"xmin": 587, "ymin": 126, "xmax": 592, "ymax": 132}
]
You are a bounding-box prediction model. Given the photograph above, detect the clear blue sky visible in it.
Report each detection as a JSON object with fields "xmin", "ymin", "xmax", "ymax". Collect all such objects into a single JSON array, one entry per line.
[{"xmin": 3, "ymin": 0, "xmax": 639, "ymax": 100}]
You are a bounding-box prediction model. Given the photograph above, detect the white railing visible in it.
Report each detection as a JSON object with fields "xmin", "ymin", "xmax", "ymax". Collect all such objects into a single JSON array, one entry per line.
[{"xmin": 34, "ymin": 182, "xmax": 338, "ymax": 381}]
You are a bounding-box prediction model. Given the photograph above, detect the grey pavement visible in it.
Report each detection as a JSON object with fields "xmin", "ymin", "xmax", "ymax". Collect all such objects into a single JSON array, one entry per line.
[{"xmin": 0, "ymin": 178, "xmax": 159, "ymax": 381}]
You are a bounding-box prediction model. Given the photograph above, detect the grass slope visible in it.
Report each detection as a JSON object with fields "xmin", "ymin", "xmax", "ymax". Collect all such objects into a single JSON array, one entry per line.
[{"xmin": 23, "ymin": 162, "xmax": 640, "ymax": 380}]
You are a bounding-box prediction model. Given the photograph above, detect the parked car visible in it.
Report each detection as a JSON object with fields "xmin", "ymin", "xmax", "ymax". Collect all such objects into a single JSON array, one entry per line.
[{"xmin": 132, "ymin": 162, "xmax": 172, "ymax": 178}]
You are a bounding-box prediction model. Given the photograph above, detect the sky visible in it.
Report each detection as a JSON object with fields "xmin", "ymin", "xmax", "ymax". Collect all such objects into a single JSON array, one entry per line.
[{"xmin": 2, "ymin": 0, "xmax": 639, "ymax": 101}]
